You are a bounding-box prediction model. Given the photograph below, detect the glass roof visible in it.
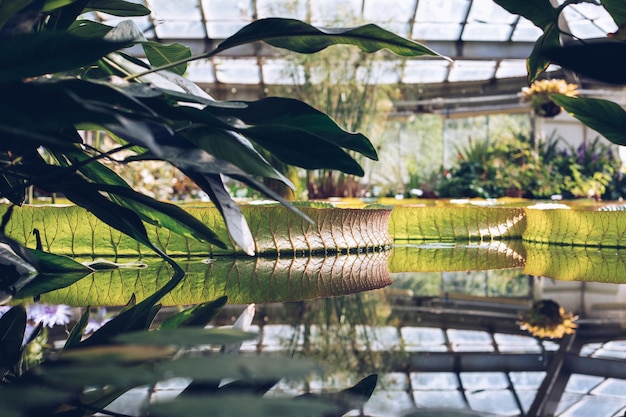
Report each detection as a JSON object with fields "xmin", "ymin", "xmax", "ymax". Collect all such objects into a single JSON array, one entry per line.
[{"xmin": 94, "ymin": 0, "xmax": 616, "ymax": 90}]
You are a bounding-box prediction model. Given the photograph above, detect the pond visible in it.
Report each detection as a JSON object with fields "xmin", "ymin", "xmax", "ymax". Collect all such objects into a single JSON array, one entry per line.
[{"xmin": 3, "ymin": 202, "xmax": 626, "ymax": 417}]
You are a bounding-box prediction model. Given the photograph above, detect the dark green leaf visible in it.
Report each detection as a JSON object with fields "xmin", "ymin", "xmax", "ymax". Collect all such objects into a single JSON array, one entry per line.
[
  {"xmin": 215, "ymin": 97, "xmax": 378, "ymax": 160},
  {"xmin": 602, "ymin": 0, "xmax": 626, "ymax": 26},
  {"xmin": 143, "ymin": 41, "xmax": 191, "ymax": 75},
  {"xmin": 64, "ymin": 308, "xmax": 90, "ymax": 349},
  {"xmin": 0, "ymin": 305, "xmax": 26, "ymax": 370},
  {"xmin": 0, "ymin": 1, "xmax": 41, "ymax": 36},
  {"xmin": 527, "ymin": 22, "xmax": 560, "ymax": 83},
  {"xmin": 493, "ymin": 0, "xmax": 559, "ymax": 29},
  {"xmin": 114, "ymin": 327, "xmax": 256, "ymax": 347},
  {"xmin": 217, "ymin": 18, "xmax": 443, "ymax": 58},
  {"xmin": 68, "ymin": 19, "xmax": 114, "ymax": 38},
  {"xmin": 540, "ymin": 42, "xmax": 626, "ymax": 84},
  {"xmin": 160, "ymin": 296, "xmax": 228, "ymax": 329},
  {"xmin": 22, "ymin": 247, "xmax": 92, "ymax": 273},
  {"xmin": 0, "ymin": 31, "xmax": 129, "ymax": 82},
  {"xmin": 156, "ymin": 356, "xmax": 319, "ymax": 381},
  {"xmin": 39, "ymin": 362, "xmax": 160, "ymax": 390},
  {"xmin": 84, "ymin": 0, "xmax": 151, "ymax": 16},
  {"xmin": 184, "ymin": 172, "xmax": 255, "ymax": 255},
  {"xmin": 551, "ymin": 95, "xmax": 626, "ymax": 146},
  {"xmin": 150, "ymin": 395, "xmax": 336, "ymax": 417}
]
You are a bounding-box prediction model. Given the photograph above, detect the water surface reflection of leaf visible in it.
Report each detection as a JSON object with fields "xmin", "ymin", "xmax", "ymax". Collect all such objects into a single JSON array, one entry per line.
[{"xmin": 34, "ymin": 252, "xmax": 392, "ymax": 306}]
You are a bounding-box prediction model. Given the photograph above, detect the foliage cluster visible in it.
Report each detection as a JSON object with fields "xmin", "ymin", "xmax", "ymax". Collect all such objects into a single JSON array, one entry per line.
[{"xmin": 434, "ymin": 132, "xmax": 623, "ymax": 200}]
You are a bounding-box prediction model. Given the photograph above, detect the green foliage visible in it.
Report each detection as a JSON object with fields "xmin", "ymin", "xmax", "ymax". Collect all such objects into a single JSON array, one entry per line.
[
  {"xmin": 435, "ymin": 131, "xmax": 623, "ymax": 200},
  {"xmin": 502, "ymin": 1, "xmax": 626, "ymax": 148}
]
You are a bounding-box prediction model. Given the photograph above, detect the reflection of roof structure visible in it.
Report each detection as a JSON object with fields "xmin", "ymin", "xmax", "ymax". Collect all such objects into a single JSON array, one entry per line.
[
  {"xmin": 93, "ymin": 0, "xmax": 619, "ymax": 114},
  {"xmin": 210, "ymin": 275, "xmax": 626, "ymax": 417}
]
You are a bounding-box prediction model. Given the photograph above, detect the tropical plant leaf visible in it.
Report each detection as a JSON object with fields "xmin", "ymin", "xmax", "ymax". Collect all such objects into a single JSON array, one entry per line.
[
  {"xmin": 142, "ymin": 41, "xmax": 191, "ymax": 75},
  {"xmin": 493, "ymin": 0, "xmax": 558, "ymax": 29},
  {"xmin": 0, "ymin": 31, "xmax": 129, "ymax": 82},
  {"xmin": 296, "ymin": 374, "xmax": 378, "ymax": 415},
  {"xmin": 602, "ymin": 0, "xmax": 626, "ymax": 27},
  {"xmin": 114, "ymin": 328, "xmax": 256, "ymax": 347},
  {"xmin": 550, "ymin": 95, "xmax": 626, "ymax": 146},
  {"xmin": 159, "ymin": 296, "xmax": 228, "ymax": 329},
  {"xmin": 84, "ymin": 0, "xmax": 151, "ymax": 16},
  {"xmin": 526, "ymin": 22, "xmax": 561, "ymax": 83},
  {"xmin": 0, "ymin": 1, "xmax": 41, "ymax": 35},
  {"xmin": 216, "ymin": 18, "xmax": 443, "ymax": 58},
  {"xmin": 213, "ymin": 97, "xmax": 378, "ymax": 161},
  {"xmin": 150, "ymin": 394, "xmax": 336, "ymax": 417},
  {"xmin": 64, "ymin": 308, "xmax": 90, "ymax": 349},
  {"xmin": 68, "ymin": 19, "xmax": 114, "ymax": 38},
  {"xmin": 539, "ymin": 42, "xmax": 626, "ymax": 84},
  {"xmin": 185, "ymin": 173, "xmax": 256, "ymax": 256},
  {"xmin": 155, "ymin": 355, "xmax": 319, "ymax": 381},
  {"xmin": 0, "ymin": 305, "xmax": 26, "ymax": 371}
]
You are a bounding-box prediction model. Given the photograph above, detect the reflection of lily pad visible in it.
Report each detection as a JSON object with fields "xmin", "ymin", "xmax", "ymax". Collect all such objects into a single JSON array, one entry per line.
[
  {"xmin": 35, "ymin": 253, "xmax": 392, "ymax": 306},
  {"xmin": 0, "ymin": 204, "xmax": 392, "ymax": 256},
  {"xmin": 524, "ymin": 243, "xmax": 626, "ymax": 282},
  {"xmin": 388, "ymin": 241, "xmax": 526, "ymax": 273}
]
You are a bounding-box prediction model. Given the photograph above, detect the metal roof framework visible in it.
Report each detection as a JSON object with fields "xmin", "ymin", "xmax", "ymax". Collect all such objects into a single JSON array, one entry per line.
[{"xmin": 94, "ymin": 0, "xmax": 621, "ymax": 115}]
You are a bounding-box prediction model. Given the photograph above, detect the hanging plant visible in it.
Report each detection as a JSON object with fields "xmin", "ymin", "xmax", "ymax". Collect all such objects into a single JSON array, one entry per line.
[
  {"xmin": 518, "ymin": 299, "xmax": 578, "ymax": 339},
  {"xmin": 521, "ymin": 79, "xmax": 579, "ymax": 117}
]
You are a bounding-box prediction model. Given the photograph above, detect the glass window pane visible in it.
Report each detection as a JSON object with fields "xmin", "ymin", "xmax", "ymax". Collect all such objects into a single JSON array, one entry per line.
[
  {"xmin": 186, "ymin": 60, "xmax": 215, "ymax": 83},
  {"xmin": 262, "ymin": 59, "xmax": 304, "ymax": 85},
  {"xmin": 257, "ymin": 0, "xmax": 307, "ymax": 19},
  {"xmin": 415, "ymin": 0, "xmax": 470, "ymax": 23},
  {"xmin": 402, "ymin": 60, "xmax": 449, "ymax": 83},
  {"xmin": 310, "ymin": 0, "xmax": 361, "ymax": 25},
  {"xmin": 463, "ymin": 23, "xmax": 512, "ymax": 41},
  {"xmin": 512, "ymin": 17, "xmax": 543, "ymax": 41},
  {"xmin": 448, "ymin": 60, "xmax": 496, "ymax": 82},
  {"xmin": 412, "ymin": 23, "xmax": 462, "ymax": 40},
  {"xmin": 213, "ymin": 58, "xmax": 260, "ymax": 84}
]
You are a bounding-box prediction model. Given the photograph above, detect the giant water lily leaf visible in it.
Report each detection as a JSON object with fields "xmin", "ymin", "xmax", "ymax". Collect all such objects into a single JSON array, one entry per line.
[
  {"xmin": 540, "ymin": 43, "xmax": 626, "ymax": 84},
  {"xmin": 524, "ymin": 243, "xmax": 626, "ymax": 283},
  {"xmin": 36, "ymin": 252, "xmax": 392, "ymax": 306},
  {"xmin": 550, "ymin": 95, "xmax": 626, "ymax": 146},
  {"xmin": 0, "ymin": 31, "xmax": 129, "ymax": 82},
  {"xmin": 216, "ymin": 18, "xmax": 442, "ymax": 58},
  {"xmin": 0, "ymin": 204, "xmax": 391, "ymax": 256},
  {"xmin": 389, "ymin": 206, "xmax": 526, "ymax": 241},
  {"xmin": 524, "ymin": 207, "xmax": 626, "ymax": 246},
  {"xmin": 388, "ymin": 242, "xmax": 526, "ymax": 273}
]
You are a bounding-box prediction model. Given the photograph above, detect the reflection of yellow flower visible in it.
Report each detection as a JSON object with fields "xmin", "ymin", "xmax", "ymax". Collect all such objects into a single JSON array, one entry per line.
[
  {"xmin": 520, "ymin": 79, "xmax": 579, "ymax": 117},
  {"xmin": 518, "ymin": 299, "xmax": 578, "ymax": 339}
]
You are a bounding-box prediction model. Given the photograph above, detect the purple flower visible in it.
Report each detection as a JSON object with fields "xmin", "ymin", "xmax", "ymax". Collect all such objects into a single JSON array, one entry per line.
[
  {"xmin": 85, "ymin": 307, "xmax": 112, "ymax": 334},
  {"xmin": 26, "ymin": 304, "xmax": 72, "ymax": 328}
]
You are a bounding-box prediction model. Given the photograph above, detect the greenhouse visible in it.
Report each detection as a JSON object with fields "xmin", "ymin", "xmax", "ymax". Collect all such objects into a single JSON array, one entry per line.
[{"xmin": 2, "ymin": 1, "xmax": 626, "ymax": 417}]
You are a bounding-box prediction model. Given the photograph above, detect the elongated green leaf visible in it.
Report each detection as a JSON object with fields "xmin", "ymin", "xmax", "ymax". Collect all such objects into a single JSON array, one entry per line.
[
  {"xmin": 550, "ymin": 95, "xmax": 626, "ymax": 146},
  {"xmin": 64, "ymin": 308, "xmax": 90, "ymax": 349},
  {"xmin": 540, "ymin": 42, "xmax": 626, "ymax": 84},
  {"xmin": 84, "ymin": 0, "xmax": 150, "ymax": 16},
  {"xmin": 214, "ymin": 97, "xmax": 378, "ymax": 161},
  {"xmin": 602, "ymin": 0, "xmax": 626, "ymax": 26},
  {"xmin": 142, "ymin": 41, "xmax": 191, "ymax": 75},
  {"xmin": 0, "ymin": 305, "xmax": 26, "ymax": 370},
  {"xmin": 115, "ymin": 328, "xmax": 255, "ymax": 347},
  {"xmin": 156, "ymin": 355, "xmax": 319, "ymax": 381},
  {"xmin": 150, "ymin": 395, "xmax": 336, "ymax": 417},
  {"xmin": 0, "ymin": 1, "xmax": 39, "ymax": 34},
  {"xmin": 493, "ymin": 0, "xmax": 558, "ymax": 29},
  {"xmin": 527, "ymin": 22, "xmax": 560, "ymax": 83},
  {"xmin": 160, "ymin": 296, "xmax": 228, "ymax": 329},
  {"xmin": 185, "ymin": 173, "xmax": 255, "ymax": 256},
  {"xmin": 0, "ymin": 31, "xmax": 129, "ymax": 82},
  {"xmin": 217, "ymin": 18, "xmax": 443, "ymax": 58},
  {"xmin": 68, "ymin": 19, "xmax": 113, "ymax": 38}
]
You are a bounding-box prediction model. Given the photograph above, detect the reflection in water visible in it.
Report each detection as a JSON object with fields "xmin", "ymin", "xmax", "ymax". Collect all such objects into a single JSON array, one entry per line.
[{"xmin": 10, "ymin": 243, "xmax": 626, "ymax": 416}]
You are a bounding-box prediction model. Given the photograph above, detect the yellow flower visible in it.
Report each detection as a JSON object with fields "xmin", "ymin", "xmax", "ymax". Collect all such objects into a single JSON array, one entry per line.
[
  {"xmin": 520, "ymin": 79, "xmax": 579, "ymax": 117},
  {"xmin": 518, "ymin": 299, "xmax": 578, "ymax": 339}
]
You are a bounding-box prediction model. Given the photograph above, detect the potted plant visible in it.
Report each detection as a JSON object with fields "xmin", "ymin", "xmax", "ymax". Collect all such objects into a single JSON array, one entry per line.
[{"xmin": 520, "ymin": 79, "xmax": 579, "ymax": 117}]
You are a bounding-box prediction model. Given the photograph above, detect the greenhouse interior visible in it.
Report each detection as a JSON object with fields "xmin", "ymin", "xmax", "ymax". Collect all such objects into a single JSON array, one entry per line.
[{"xmin": 3, "ymin": 1, "xmax": 626, "ymax": 417}]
